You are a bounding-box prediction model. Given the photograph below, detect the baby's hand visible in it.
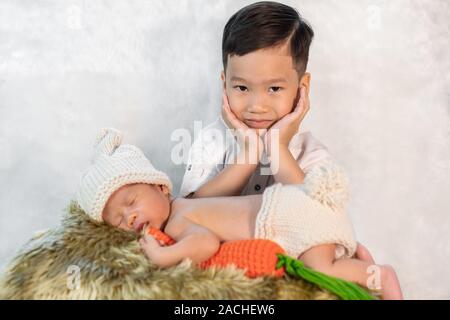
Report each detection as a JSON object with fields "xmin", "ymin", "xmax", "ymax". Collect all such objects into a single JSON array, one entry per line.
[{"xmin": 139, "ymin": 229, "xmax": 163, "ymax": 262}]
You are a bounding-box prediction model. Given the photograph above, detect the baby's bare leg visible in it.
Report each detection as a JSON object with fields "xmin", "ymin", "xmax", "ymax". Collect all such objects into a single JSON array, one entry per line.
[
  {"xmin": 355, "ymin": 242, "xmax": 376, "ymax": 264},
  {"xmin": 298, "ymin": 244, "xmax": 403, "ymax": 300}
]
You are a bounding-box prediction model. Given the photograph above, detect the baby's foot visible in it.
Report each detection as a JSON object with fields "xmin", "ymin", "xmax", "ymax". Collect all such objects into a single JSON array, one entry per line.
[
  {"xmin": 380, "ymin": 265, "xmax": 404, "ymax": 300},
  {"xmin": 355, "ymin": 242, "xmax": 375, "ymax": 264}
]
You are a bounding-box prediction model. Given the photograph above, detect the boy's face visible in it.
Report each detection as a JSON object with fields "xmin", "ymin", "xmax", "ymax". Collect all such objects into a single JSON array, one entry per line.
[
  {"xmin": 221, "ymin": 41, "xmax": 310, "ymax": 130},
  {"xmin": 102, "ymin": 183, "xmax": 170, "ymax": 233}
]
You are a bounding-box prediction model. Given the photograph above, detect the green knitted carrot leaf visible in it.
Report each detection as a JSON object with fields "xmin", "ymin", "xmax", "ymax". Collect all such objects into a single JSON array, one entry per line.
[{"xmin": 276, "ymin": 254, "xmax": 377, "ymax": 300}]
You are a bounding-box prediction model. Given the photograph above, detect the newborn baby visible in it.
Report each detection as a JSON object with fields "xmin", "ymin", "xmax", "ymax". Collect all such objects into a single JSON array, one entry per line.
[{"xmin": 77, "ymin": 128, "xmax": 403, "ymax": 300}]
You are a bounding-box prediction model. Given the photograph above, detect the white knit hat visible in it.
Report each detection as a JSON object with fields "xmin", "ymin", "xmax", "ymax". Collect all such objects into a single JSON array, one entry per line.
[{"xmin": 76, "ymin": 128, "xmax": 173, "ymax": 222}]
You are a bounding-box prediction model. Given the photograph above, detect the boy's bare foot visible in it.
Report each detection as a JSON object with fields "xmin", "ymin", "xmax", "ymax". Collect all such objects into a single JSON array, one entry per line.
[{"xmin": 380, "ymin": 265, "xmax": 404, "ymax": 300}]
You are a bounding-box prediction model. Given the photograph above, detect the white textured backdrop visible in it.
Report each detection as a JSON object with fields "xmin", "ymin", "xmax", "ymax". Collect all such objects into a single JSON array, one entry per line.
[{"xmin": 0, "ymin": 0, "xmax": 448, "ymax": 299}]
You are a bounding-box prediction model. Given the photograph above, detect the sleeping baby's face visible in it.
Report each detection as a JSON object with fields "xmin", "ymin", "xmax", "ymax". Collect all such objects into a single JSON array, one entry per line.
[{"xmin": 102, "ymin": 183, "xmax": 171, "ymax": 233}]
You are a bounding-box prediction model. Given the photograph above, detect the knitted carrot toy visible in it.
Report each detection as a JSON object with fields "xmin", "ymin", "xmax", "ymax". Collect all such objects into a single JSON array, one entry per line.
[{"xmin": 146, "ymin": 227, "xmax": 376, "ymax": 300}]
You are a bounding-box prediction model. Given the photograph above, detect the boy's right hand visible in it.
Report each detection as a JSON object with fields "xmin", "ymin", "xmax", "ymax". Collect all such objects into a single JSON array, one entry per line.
[{"xmin": 221, "ymin": 90, "xmax": 264, "ymax": 164}]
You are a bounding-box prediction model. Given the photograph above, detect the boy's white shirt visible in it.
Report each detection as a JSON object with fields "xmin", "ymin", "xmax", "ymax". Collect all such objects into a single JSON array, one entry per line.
[{"xmin": 179, "ymin": 116, "xmax": 331, "ymax": 197}]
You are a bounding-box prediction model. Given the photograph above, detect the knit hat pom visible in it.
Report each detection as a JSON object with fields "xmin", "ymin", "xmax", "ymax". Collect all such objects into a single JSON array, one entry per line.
[
  {"xmin": 302, "ymin": 161, "xmax": 350, "ymax": 212},
  {"xmin": 93, "ymin": 127, "xmax": 123, "ymax": 162}
]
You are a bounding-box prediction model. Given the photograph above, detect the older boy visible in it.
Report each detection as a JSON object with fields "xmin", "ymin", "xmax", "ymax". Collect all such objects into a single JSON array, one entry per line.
[
  {"xmin": 180, "ymin": 1, "xmax": 328, "ymax": 198},
  {"xmin": 179, "ymin": 1, "xmax": 376, "ymax": 266}
]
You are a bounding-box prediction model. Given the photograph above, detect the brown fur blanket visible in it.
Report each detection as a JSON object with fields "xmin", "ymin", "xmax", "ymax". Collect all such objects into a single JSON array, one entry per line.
[{"xmin": 0, "ymin": 201, "xmax": 337, "ymax": 299}]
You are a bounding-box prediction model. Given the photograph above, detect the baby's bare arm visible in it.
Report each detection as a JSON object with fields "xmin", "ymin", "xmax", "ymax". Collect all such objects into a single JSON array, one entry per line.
[{"xmin": 141, "ymin": 223, "xmax": 220, "ymax": 268}]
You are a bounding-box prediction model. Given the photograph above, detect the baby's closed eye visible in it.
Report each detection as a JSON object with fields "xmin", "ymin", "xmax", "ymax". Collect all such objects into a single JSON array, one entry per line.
[{"xmin": 128, "ymin": 196, "xmax": 136, "ymax": 206}]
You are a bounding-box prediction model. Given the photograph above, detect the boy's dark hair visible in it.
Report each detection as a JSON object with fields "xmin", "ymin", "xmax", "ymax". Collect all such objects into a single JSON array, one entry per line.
[{"xmin": 222, "ymin": 1, "xmax": 314, "ymax": 77}]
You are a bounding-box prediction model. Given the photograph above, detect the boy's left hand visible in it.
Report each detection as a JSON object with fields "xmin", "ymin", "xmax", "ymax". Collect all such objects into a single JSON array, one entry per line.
[{"xmin": 264, "ymin": 86, "xmax": 309, "ymax": 156}]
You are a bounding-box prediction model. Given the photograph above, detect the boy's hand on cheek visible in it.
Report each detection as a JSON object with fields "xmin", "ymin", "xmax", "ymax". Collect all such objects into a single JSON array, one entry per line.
[
  {"xmin": 221, "ymin": 90, "xmax": 246, "ymax": 132},
  {"xmin": 264, "ymin": 86, "xmax": 309, "ymax": 155},
  {"xmin": 221, "ymin": 90, "xmax": 264, "ymax": 162}
]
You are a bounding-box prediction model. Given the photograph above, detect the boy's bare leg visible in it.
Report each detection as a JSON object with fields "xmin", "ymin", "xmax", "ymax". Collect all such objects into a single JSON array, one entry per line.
[{"xmin": 298, "ymin": 244, "xmax": 403, "ymax": 300}]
